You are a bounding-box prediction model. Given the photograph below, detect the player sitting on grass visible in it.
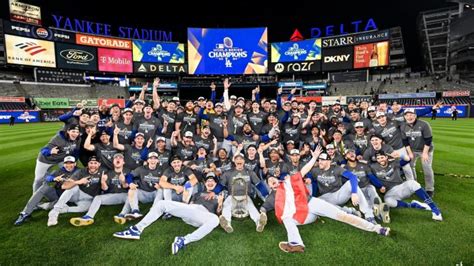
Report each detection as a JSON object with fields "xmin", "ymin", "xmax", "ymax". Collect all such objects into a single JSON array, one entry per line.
[
  {"xmin": 369, "ymin": 151, "xmax": 443, "ymax": 222},
  {"xmin": 113, "ymin": 172, "xmax": 223, "ymax": 255}
]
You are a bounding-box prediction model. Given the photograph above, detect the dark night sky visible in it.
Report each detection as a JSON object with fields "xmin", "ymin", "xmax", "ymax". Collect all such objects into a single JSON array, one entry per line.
[{"xmin": 2, "ymin": 0, "xmax": 455, "ymax": 70}]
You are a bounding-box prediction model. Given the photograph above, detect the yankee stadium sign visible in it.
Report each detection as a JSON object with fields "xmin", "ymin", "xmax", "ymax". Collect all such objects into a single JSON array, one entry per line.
[{"xmin": 51, "ymin": 14, "xmax": 173, "ymax": 41}]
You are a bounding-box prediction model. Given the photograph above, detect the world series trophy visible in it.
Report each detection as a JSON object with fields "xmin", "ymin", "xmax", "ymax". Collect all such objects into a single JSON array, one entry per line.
[{"xmin": 231, "ymin": 175, "xmax": 249, "ymax": 219}]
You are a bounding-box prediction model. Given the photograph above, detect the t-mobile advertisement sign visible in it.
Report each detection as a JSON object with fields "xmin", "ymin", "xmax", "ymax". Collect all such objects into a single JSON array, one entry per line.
[{"xmin": 98, "ymin": 48, "xmax": 132, "ymax": 73}]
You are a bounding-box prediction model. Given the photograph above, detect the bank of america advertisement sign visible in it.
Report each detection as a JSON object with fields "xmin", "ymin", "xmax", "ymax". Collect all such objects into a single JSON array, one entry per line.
[
  {"xmin": 132, "ymin": 40, "xmax": 185, "ymax": 63},
  {"xmin": 5, "ymin": 34, "xmax": 56, "ymax": 68}
]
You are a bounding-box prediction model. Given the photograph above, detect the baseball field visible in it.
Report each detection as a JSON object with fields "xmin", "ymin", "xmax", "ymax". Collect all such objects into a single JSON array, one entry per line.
[{"xmin": 1, "ymin": 119, "xmax": 473, "ymax": 265}]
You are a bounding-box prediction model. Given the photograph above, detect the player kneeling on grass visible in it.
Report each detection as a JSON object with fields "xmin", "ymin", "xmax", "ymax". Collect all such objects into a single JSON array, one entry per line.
[
  {"xmin": 218, "ymin": 153, "xmax": 269, "ymax": 233},
  {"xmin": 47, "ymin": 156, "xmax": 103, "ymax": 226},
  {"xmin": 15, "ymin": 156, "xmax": 79, "ymax": 226},
  {"xmin": 259, "ymin": 146, "xmax": 390, "ymax": 253},
  {"xmin": 369, "ymin": 151, "xmax": 443, "ymax": 222},
  {"xmin": 113, "ymin": 152, "xmax": 165, "ymax": 224},
  {"xmin": 113, "ymin": 172, "xmax": 223, "ymax": 255},
  {"xmin": 69, "ymin": 153, "xmax": 132, "ymax": 226}
]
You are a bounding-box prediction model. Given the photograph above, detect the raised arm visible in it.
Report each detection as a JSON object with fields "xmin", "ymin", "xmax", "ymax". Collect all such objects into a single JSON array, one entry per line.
[{"xmin": 300, "ymin": 145, "xmax": 322, "ymax": 177}]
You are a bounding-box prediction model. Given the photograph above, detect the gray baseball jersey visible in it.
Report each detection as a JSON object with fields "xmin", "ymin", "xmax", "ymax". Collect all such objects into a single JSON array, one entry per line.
[
  {"xmin": 400, "ymin": 119, "xmax": 433, "ymax": 152},
  {"xmin": 220, "ymin": 168, "xmax": 260, "ymax": 196},
  {"xmin": 311, "ymin": 165, "xmax": 346, "ymax": 196},
  {"xmin": 130, "ymin": 165, "xmax": 166, "ymax": 192},
  {"xmin": 369, "ymin": 159, "xmax": 404, "ymax": 190}
]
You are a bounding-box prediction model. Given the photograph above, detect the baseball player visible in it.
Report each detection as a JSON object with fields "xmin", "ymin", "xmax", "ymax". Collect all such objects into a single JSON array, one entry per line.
[
  {"xmin": 373, "ymin": 111, "xmax": 414, "ymax": 180},
  {"xmin": 84, "ymin": 126, "xmax": 118, "ymax": 170},
  {"xmin": 400, "ymin": 108, "xmax": 436, "ymax": 197},
  {"xmin": 308, "ymin": 149, "xmax": 377, "ymax": 224},
  {"xmin": 113, "ymin": 127, "xmax": 151, "ymax": 170},
  {"xmin": 218, "ymin": 153, "xmax": 268, "ymax": 233},
  {"xmin": 113, "ymin": 172, "xmax": 223, "ymax": 255},
  {"xmin": 47, "ymin": 156, "xmax": 104, "ymax": 226},
  {"xmin": 160, "ymin": 155, "xmax": 198, "ymax": 202},
  {"xmin": 260, "ymin": 147, "xmax": 390, "ymax": 253},
  {"xmin": 69, "ymin": 153, "xmax": 131, "ymax": 226},
  {"xmin": 15, "ymin": 156, "xmax": 78, "ymax": 225},
  {"xmin": 33, "ymin": 124, "xmax": 81, "ymax": 192},
  {"xmin": 344, "ymin": 149, "xmax": 383, "ymax": 215},
  {"xmin": 369, "ymin": 151, "xmax": 442, "ymax": 222}
]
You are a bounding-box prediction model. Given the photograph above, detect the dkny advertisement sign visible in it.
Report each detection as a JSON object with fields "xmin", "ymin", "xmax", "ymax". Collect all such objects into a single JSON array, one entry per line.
[{"xmin": 322, "ymin": 46, "xmax": 353, "ymax": 71}]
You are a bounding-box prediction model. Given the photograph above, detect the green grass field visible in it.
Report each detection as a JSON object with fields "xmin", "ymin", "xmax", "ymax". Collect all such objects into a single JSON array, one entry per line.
[{"xmin": 1, "ymin": 119, "xmax": 473, "ymax": 265}]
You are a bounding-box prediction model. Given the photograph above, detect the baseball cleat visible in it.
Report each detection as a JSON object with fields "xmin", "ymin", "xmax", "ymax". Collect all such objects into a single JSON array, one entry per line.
[
  {"xmin": 278, "ymin": 242, "xmax": 305, "ymax": 253},
  {"xmin": 47, "ymin": 211, "xmax": 59, "ymax": 227},
  {"xmin": 172, "ymin": 236, "xmax": 186, "ymax": 255},
  {"xmin": 113, "ymin": 226, "xmax": 141, "ymax": 240},
  {"xmin": 410, "ymin": 200, "xmax": 431, "ymax": 211},
  {"xmin": 256, "ymin": 212, "xmax": 267, "ymax": 232},
  {"xmin": 162, "ymin": 213, "xmax": 173, "ymax": 220},
  {"xmin": 381, "ymin": 204, "xmax": 391, "ymax": 224},
  {"xmin": 114, "ymin": 214, "xmax": 127, "ymax": 224},
  {"xmin": 70, "ymin": 215, "xmax": 94, "ymax": 227},
  {"xmin": 432, "ymin": 212, "xmax": 443, "ymax": 222},
  {"xmin": 219, "ymin": 215, "xmax": 233, "ymax": 233},
  {"xmin": 14, "ymin": 212, "xmax": 31, "ymax": 226},
  {"xmin": 378, "ymin": 227, "xmax": 391, "ymax": 236},
  {"xmin": 125, "ymin": 210, "xmax": 143, "ymax": 220},
  {"xmin": 373, "ymin": 198, "xmax": 382, "ymax": 218}
]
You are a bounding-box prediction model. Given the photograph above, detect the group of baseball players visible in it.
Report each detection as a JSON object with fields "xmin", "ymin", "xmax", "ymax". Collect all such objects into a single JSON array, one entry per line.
[{"xmin": 14, "ymin": 78, "xmax": 444, "ymax": 254}]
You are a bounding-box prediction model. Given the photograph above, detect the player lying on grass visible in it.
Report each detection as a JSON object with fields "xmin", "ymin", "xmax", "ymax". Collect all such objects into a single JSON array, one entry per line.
[
  {"xmin": 113, "ymin": 172, "xmax": 223, "ymax": 255},
  {"xmin": 259, "ymin": 146, "xmax": 390, "ymax": 253}
]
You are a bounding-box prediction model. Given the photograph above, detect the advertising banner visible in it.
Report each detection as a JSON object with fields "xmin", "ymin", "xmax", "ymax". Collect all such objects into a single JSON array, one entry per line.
[
  {"xmin": 322, "ymin": 46, "xmax": 353, "ymax": 71},
  {"xmin": 69, "ymin": 99, "xmax": 98, "ymax": 108},
  {"xmin": 354, "ymin": 41, "xmax": 389, "ymax": 68},
  {"xmin": 0, "ymin": 111, "xmax": 40, "ymax": 123},
  {"xmin": 330, "ymin": 70, "xmax": 367, "ymax": 82},
  {"xmin": 76, "ymin": 33, "xmax": 132, "ymax": 50},
  {"xmin": 98, "ymin": 98, "xmax": 126, "ymax": 108},
  {"xmin": 56, "ymin": 43, "xmax": 97, "ymax": 71},
  {"xmin": 187, "ymin": 27, "xmax": 268, "ymax": 75},
  {"xmin": 322, "ymin": 96, "xmax": 347, "ymax": 105},
  {"xmin": 346, "ymin": 95, "xmax": 373, "ymax": 103},
  {"xmin": 5, "ymin": 34, "xmax": 56, "ymax": 68},
  {"xmin": 98, "ymin": 48, "xmax": 132, "ymax": 73},
  {"xmin": 9, "ymin": 0, "xmax": 42, "ymax": 25},
  {"xmin": 270, "ymin": 61, "xmax": 321, "ymax": 74},
  {"xmin": 40, "ymin": 110, "xmax": 69, "ymax": 122},
  {"xmin": 132, "ymin": 40, "xmax": 185, "ymax": 63},
  {"xmin": 354, "ymin": 30, "xmax": 390, "ymax": 44},
  {"xmin": 379, "ymin": 92, "xmax": 436, "ymax": 99},
  {"xmin": 294, "ymin": 96, "xmax": 322, "ymax": 103},
  {"xmin": 321, "ymin": 35, "xmax": 355, "ymax": 48},
  {"xmin": 34, "ymin": 98, "xmax": 70, "ymax": 109},
  {"xmin": 406, "ymin": 105, "xmax": 467, "ymax": 118},
  {"xmin": 271, "ymin": 38, "xmax": 321, "ymax": 62},
  {"xmin": 133, "ymin": 62, "xmax": 186, "ymax": 74},
  {"xmin": 3, "ymin": 20, "xmax": 75, "ymax": 43},
  {"xmin": 442, "ymin": 90, "xmax": 470, "ymax": 97},
  {"xmin": 0, "ymin": 96, "xmax": 25, "ymax": 103}
]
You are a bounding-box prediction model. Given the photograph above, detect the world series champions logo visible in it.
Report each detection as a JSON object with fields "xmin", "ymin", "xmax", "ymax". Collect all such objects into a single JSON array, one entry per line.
[{"xmin": 208, "ymin": 37, "xmax": 248, "ymax": 68}]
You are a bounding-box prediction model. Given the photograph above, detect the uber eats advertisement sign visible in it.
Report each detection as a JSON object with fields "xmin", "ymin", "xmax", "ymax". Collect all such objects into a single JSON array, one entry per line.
[{"xmin": 35, "ymin": 98, "xmax": 70, "ymax": 109}]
